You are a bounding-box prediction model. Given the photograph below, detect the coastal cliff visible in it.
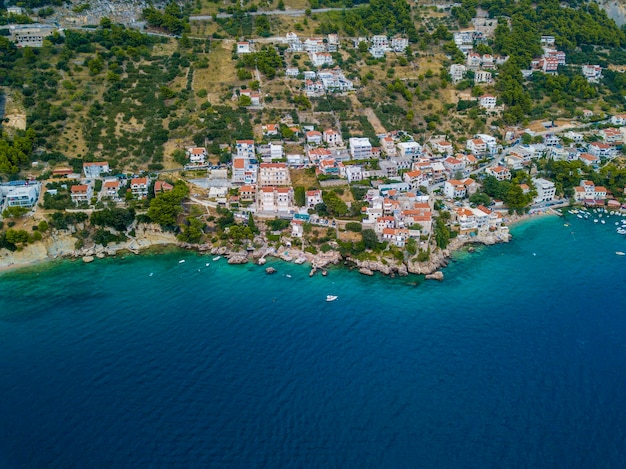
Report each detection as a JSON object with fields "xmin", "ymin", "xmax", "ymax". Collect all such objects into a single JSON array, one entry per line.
[
  {"xmin": 349, "ymin": 230, "xmax": 510, "ymax": 278},
  {"xmin": 0, "ymin": 224, "xmax": 178, "ymax": 270}
]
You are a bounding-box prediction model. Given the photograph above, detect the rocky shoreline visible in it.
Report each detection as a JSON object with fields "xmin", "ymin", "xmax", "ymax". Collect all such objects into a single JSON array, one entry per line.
[{"xmin": 0, "ymin": 222, "xmax": 512, "ymax": 280}]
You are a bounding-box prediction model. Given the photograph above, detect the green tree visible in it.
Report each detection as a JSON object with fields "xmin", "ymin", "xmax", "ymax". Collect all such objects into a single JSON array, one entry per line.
[
  {"xmin": 469, "ymin": 192, "xmax": 491, "ymax": 206},
  {"xmin": 247, "ymin": 213, "xmax": 258, "ymax": 234},
  {"xmin": 177, "ymin": 217, "xmax": 205, "ymax": 243},
  {"xmin": 2, "ymin": 206, "xmax": 29, "ymax": 219},
  {"xmin": 322, "ymin": 191, "xmax": 348, "ymax": 217},
  {"xmin": 294, "ymin": 186, "xmax": 306, "ymax": 207},
  {"xmin": 434, "ymin": 217, "xmax": 450, "ymax": 249},
  {"xmin": 5, "ymin": 228, "xmax": 30, "ymax": 245},
  {"xmin": 147, "ymin": 181, "xmax": 189, "ymax": 227},
  {"xmin": 362, "ymin": 229, "xmax": 378, "ymax": 250}
]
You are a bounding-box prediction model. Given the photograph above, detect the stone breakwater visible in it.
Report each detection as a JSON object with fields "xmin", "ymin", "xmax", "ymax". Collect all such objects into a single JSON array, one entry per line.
[{"xmin": 1, "ymin": 224, "xmax": 510, "ymax": 280}]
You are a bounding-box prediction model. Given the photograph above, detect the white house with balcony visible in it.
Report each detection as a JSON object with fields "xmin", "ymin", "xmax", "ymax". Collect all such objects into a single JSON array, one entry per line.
[
  {"xmin": 349, "ymin": 137, "xmax": 373, "ymax": 159},
  {"xmin": 582, "ymin": 64, "xmax": 602, "ymax": 83},
  {"xmin": 310, "ymin": 51, "xmax": 333, "ymax": 67},
  {"xmin": 257, "ymin": 186, "xmax": 294, "ymax": 213},
  {"xmin": 235, "ymin": 140, "xmax": 255, "ymax": 159},
  {"xmin": 391, "ymin": 37, "xmax": 408, "ymax": 52},
  {"xmin": 258, "ymin": 163, "xmax": 290, "ymax": 186},
  {"xmin": 306, "ymin": 130, "xmax": 323, "ymax": 146},
  {"xmin": 479, "ymin": 94, "xmax": 497, "ymax": 109},
  {"xmin": 130, "ymin": 177, "xmax": 149, "ymax": 199},
  {"xmin": 397, "ymin": 141, "xmax": 422, "ymax": 158},
  {"xmin": 444, "ymin": 180, "xmax": 468, "ymax": 199},
  {"xmin": 449, "ymin": 64, "xmax": 467, "ymax": 83},
  {"xmin": 323, "ymin": 128, "xmax": 342, "ymax": 146},
  {"xmin": 70, "ymin": 184, "xmax": 93, "ymax": 205},
  {"xmin": 486, "ymin": 165, "xmax": 511, "ymax": 181},
  {"xmin": 588, "ymin": 142, "xmax": 615, "ymax": 159},
  {"xmin": 4, "ymin": 184, "xmax": 40, "ymax": 208},
  {"xmin": 532, "ymin": 178, "xmax": 556, "ymax": 204},
  {"xmin": 306, "ymin": 189, "xmax": 322, "ymax": 208},
  {"xmin": 466, "ymin": 138, "xmax": 487, "ymax": 155},
  {"xmin": 304, "ymin": 37, "xmax": 326, "ymax": 53},
  {"xmin": 186, "ymin": 147, "xmax": 207, "ymax": 164}
]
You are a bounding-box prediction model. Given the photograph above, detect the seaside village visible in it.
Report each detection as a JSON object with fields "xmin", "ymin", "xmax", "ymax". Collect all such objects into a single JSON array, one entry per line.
[{"xmin": 2, "ymin": 22, "xmax": 626, "ymax": 274}]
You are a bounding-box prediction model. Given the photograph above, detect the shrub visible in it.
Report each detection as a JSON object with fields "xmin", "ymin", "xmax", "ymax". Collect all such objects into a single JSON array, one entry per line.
[{"xmin": 345, "ymin": 222, "xmax": 362, "ymax": 232}]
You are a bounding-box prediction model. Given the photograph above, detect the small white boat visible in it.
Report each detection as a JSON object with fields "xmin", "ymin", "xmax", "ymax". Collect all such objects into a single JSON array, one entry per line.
[
  {"xmin": 326, "ymin": 295, "xmax": 338, "ymax": 302},
  {"xmin": 616, "ymin": 251, "xmax": 625, "ymax": 256},
  {"xmin": 286, "ymin": 274, "xmax": 292, "ymax": 278},
  {"xmin": 205, "ymin": 263, "xmax": 210, "ymax": 267},
  {"xmin": 601, "ymin": 220, "xmax": 606, "ymax": 224},
  {"xmin": 178, "ymin": 259, "xmax": 186, "ymax": 264},
  {"xmin": 577, "ymin": 215, "xmax": 583, "ymax": 219},
  {"xmin": 213, "ymin": 256, "xmax": 221, "ymax": 261},
  {"xmin": 594, "ymin": 219, "xmax": 599, "ymax": 223},
  {"xmin": 149, "ymin": 272, "xmax": 154, "ymax": 277}
]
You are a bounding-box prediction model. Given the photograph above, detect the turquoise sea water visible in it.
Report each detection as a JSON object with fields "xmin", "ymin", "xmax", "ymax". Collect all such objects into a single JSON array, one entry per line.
[{"xmin": 1, "ymin": 213, "xmax": 626, "ymax": 468}]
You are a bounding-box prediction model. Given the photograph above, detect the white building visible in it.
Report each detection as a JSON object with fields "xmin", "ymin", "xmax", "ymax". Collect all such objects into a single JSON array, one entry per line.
[
  {"xmin": 474, "ymin": 70, "xmax": 492, "ymax": 83},
  {"xmin": 443, "ymin": 180, "xmax": 467, "ymax": 199},
  {"xmin": 370, "ymin": 35, "xmax": 389, "ymax": 48},
  {"xmin": 284, "ymin": 32, "xmax": 303, "ymax": 51},
  {"xmin": 532, "ymin": 178, "xmax": 556, "ymax": 204},
  {"xmin": 479, "ymin": 94, "xmax": 497, "ymax": 109},
  {"xmin": 130, "ymin": 177, "xmax": 149, "ymax": 199},
  {"xmin": 5, "ymin": 184, "xmax": 39, "ymax": 207},
  {"xmin": 235, "ymin": 140, "xmax": 255, "ymax": 159},
  {"xmin": 323, "ymin": 129, "xmax": 342, "ymax": 146},
  {"xmin": 306, "ymin": 189, "xmax": 322, "ymax": 208},
  {"xmin": 310, "ymin": 51, "xmax": 333, "ymax": 67},
  {"xmin": 397, "ymin": 141, "xmax": 422, "ymax": 158},
  {"xmin": 466, "ymin": 138, "xmax": 487, "ymax": 155},
  {"xmin": 582, "ymin": 64, "xmax": 602, "ymax": 83},
  {"xmin": 349, "ymin": 137, "xmax": 373, "ymax": 159},
  {"xmin": 236, "ymin": 42, "xmax": 251, "ymax": 54},
  {"xmin": 344, "ymin": 165, "xmax": 364, "ymax": 183},
  {"xmin": 82, "ymin": 161, "xmax": 110, "ymax": 179},
  {"xmin": 306, "ymin": 130, "xmax": 323, "ymax": 145},
  {"xmin": 486, "ymin": 165, "xmax": 511, "ymax": 181},
  {"xmin": 588, "ymin": 142, "xmax": 614, "ymax": 159},
  {"xmin": 391, "ymin": 37, "xmax": 408, "ymax": 52},
  {"xmin": 70, "ymin": 184, "xmax": 93, "ymax": 205},
  {"xmin": 449, "ymin": 64, "xmax": 467, "ymax": 83},
  {"xmin": 369, "ymin": 46, "xmax": 386, "ymax": 58},
  {"xmin": 258, "ymin": 163, "xmax": 290, "ymax": 186},
  {"xmin": 232, "ymin": 157, "xmax": 258, "ymax": 184},
  {"xmin": 257, "ymin": 186, "xmax": 294, "ymax": 213},
  {"xmin": 304, "ymin": 38, "xmax": 326, "ymax": 53},
  {"xmin": 102, "ymin": 179, "xmax": 121, "ymax": 200},
  {"xmin": 186, "ymin": 147, "xmax": 207, "ymax": 164}
]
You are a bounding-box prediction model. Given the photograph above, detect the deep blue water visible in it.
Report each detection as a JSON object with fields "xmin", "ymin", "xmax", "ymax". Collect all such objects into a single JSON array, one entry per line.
[{"xmin": 1, "ymin": 213, "xmax": 626, "ymax": 468}]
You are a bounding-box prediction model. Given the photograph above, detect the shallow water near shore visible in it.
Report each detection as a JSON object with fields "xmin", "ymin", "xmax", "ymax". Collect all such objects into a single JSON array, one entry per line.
[{"xmin": 1, "ymin": 214, "xmax": 626, "ymax": 467}]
